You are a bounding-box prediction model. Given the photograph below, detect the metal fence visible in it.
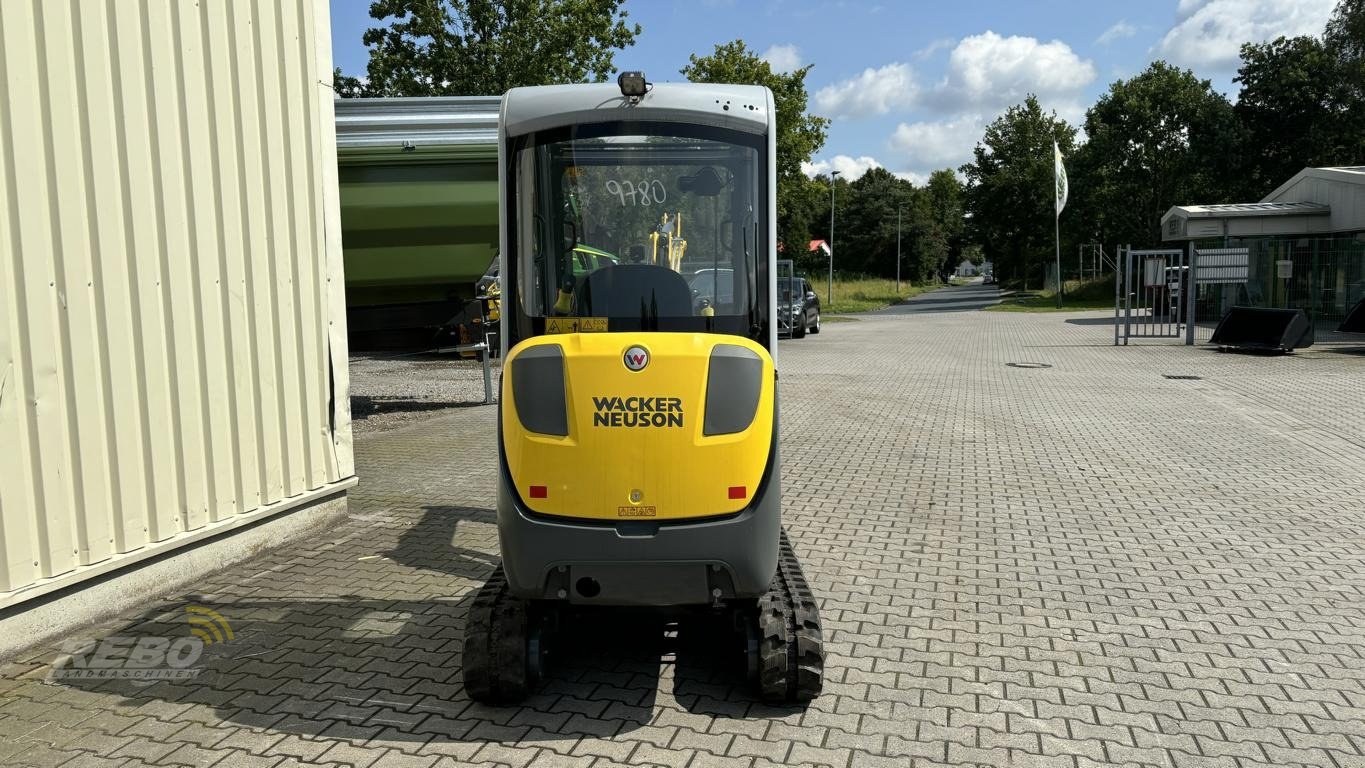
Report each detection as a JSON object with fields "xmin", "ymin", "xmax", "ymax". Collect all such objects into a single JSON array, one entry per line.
[
  {"xmin": 1193, "ymin": 235, "xmax": 1365, "ymax": 339},
  {"xmin": 1115, "ymin": 247, "xmax": 1188, "ymax": 344},
  {"xmin": 1115, "ymin": 235, "xmax": 1365, "ymax": 345}
]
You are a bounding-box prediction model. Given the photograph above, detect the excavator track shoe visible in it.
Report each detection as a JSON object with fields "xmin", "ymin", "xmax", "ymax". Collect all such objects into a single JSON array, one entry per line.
[
  {"xmin": 463, "ymin": 566, "xmax": 536, "ymax": 704},
  {"xmin": 754, "ymin": 530, "xmax": 824, "ymax": 703}
]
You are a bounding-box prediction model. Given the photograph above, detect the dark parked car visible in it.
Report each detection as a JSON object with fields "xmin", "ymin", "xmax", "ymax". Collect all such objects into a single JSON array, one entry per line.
[
  {"xmin": 689, "ymin": 268, "xmax": 735, "ymax": 315},
  {"xmin": 780, "ymin": 276, "xmax": 821, "ymax": 338}
]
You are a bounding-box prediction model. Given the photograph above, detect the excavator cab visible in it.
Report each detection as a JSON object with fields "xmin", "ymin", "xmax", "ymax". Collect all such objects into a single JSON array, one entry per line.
[{"xmin": 462, "ymin": 76, "xmax": 824, "ymax": 705}]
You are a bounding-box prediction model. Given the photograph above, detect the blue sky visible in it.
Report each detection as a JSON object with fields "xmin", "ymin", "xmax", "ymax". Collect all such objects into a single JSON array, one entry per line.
[{"xmin": 330, "ymin": 0, "xmax": 1337, "ymax": 183}]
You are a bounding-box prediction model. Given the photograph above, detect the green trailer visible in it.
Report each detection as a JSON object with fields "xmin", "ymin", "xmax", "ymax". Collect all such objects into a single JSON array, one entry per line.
[{"xmin": 335, "ymin": 96, "xmax": 501, "ymax": 349}]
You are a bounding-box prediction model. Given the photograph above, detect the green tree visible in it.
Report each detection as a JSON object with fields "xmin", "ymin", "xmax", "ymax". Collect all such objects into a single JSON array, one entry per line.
[
  {"xmin": 1234, "ymin": 36, "xmax": 1352, "ymax": 194},
  {"xmin": 1325, "ymin": 0, "xmax": 1365, "ymax": 164},
  {"xmin": 805, "ymin": 173, "xmax": 847, "ymax": 277},
  {"xmin": 680, "ymin": 41, "xmax": 829, "ymax": 254},
  {"xmin": 903, "ymin": 186, "xmax": 938, "ymax": 282},
  {"xmin": 961, "ymin": 96, "xmax": 1077, "ymax": 287},
  {"xmin": 834, "ymin": 168, "xmax": 916, "ymax": 277},
  {"xmin": 1225, "ymin": 1, "xmax": 1364, "ymax": 196},
  {"xmin": 780, "ymin": 173, "xmax": 827, "ymax": 273},
  {"xmin": 337, "ymin": 0, "xmax": 640, "ymax": 97},
  {"xmin": 1326, "ymin": 0, "xmax": 1365, "ymax": 64},
  {"xmin": 1076, "ymin": 62, "xmax": 1240, "ymax": 247},
  {"xmin": 924, "ymin": 170, "xmax": 966, "ymax": 279}
]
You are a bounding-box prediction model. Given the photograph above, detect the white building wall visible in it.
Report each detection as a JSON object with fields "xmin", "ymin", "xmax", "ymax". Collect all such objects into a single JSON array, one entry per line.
[
  {"xmin": 1264, "ymin": 171, "xmax": 1365, "ymax": 233},
  {"xmin": 0, "ymin": 0, "xmax": 354, "ymax": 606}
]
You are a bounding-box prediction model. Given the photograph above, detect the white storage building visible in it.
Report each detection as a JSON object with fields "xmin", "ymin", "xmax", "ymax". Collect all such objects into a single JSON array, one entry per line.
[{"xmin": 1161, "ymin": 167, "xmax": 1365, "ymax": 331}]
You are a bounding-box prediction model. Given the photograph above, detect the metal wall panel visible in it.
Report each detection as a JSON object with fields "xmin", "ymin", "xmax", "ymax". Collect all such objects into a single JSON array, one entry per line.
[{"xmin": 0, "ymin": 0, "xmax": 353, "ymax": 600}]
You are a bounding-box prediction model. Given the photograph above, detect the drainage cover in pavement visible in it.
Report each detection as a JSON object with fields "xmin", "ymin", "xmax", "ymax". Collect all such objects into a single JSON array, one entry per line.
[
  {"xmin": 1006, "ymin": 362, "xmax": 1052, "ymax": 369},
  {"xmin": 1163, "ymin": 374, "xmax": 1202, "ymax": 380}
]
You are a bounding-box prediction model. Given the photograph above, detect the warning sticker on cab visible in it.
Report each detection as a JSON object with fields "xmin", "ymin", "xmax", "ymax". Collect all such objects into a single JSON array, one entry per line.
[{"xmin": 545, "ymin": 317, "xmax": 608, "ymax": 334}]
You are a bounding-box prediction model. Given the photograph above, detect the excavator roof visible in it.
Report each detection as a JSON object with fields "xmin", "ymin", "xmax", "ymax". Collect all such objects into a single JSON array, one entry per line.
[{"xmin": 500, "ymin": 82, "xmax": 772, "ymax": 139}]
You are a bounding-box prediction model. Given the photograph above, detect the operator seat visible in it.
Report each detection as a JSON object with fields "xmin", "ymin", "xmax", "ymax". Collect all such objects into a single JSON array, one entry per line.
[{"xmin": 575, "ymin": 264, "xmax": 694, "ymax": 319}]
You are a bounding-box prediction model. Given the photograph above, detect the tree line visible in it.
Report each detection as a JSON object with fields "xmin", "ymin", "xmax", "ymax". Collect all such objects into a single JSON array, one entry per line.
[
  {"xmin": 676, "ymin": 43, "xmax": 968, "ymax": 283},
  {"xmin": 334, "ymin": 1, "xmax": 964, "ymax": 283},
  {"xmin": 336, "ymin": 0, "xmax": 1365, "ymax": 288},
  {"xmin": 965, "ymin": 0, "xmax": 1365, "ymax": 286}
]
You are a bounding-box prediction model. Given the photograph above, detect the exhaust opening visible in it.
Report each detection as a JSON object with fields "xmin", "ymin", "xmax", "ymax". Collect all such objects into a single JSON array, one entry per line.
[{"xmin": 575, "ymin": 577, "xmax": 601, "ymax": 599}]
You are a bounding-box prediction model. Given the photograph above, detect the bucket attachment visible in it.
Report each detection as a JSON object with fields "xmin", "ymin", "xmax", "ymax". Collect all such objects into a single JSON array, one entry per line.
[
  {"xmin": 1209, "ymin": 307, "xmax": 1314, "ymax": 353},
  {"xmin": 1339, "ymin": 298, "xmax": 1365, "ymax": 333}
]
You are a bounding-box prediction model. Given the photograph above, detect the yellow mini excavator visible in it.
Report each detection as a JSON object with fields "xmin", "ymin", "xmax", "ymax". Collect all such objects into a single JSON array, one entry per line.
[{"xmin": 462, "ymin": 73, "xmax": 824, "ymax": 704}]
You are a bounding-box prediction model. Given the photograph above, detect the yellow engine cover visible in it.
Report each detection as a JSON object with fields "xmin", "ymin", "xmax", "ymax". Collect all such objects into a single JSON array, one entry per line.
[{"xmin": 502, "ymin": 332, "xmax": 774, "ymax": 522}]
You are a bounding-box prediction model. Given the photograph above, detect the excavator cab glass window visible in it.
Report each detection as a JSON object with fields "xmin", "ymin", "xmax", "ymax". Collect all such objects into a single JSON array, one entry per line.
[{"xmin": 506, "ymin": 121, "xmax": 767, "ymax": 347}]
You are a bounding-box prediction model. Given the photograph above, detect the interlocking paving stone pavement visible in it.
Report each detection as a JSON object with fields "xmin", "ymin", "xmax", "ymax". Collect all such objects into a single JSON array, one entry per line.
[{"xmin": 5, "ymin": 285, "xmax": 1365, "ymax": 767}]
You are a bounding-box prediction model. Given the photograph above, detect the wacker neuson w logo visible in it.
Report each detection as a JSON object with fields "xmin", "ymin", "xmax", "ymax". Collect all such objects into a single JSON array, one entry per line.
[{"xmin": 592, "ymin": 396, "xmax": 684, "ymax": 428}]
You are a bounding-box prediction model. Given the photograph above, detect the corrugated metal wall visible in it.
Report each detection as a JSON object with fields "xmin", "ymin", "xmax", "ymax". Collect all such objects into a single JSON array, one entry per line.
[{"xmin": 0, "ymin": 0, "xmax": 354, "ymax": 601}]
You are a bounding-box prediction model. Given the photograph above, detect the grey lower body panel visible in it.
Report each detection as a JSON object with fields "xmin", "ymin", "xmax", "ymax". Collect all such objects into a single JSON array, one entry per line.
[{"xmin": 496, "ymin": 449, "xmax": 781, "ymax": 606}]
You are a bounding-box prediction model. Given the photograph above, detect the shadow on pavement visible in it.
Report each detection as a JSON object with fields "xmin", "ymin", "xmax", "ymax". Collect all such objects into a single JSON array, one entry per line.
[
  {"xmin": 386, "ymin": 505, "xmax": 500, "ymax": 576},
  {"xmin": 1318, "ymin": 343, "xmax": 1365, "ymax": 355},
  {"xmin": 46, "ymin": 506, "xmax": 794, "ymax": 743},
  {"xmin": 48, "ymin": 596, "xmax": 655, "ymax": 742},
  {"xmin": 351, "ymin": 396, "xmax": 488, "ymax": 422}
]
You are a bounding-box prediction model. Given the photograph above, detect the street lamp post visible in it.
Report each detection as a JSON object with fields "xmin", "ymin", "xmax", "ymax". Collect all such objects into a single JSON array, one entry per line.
[
  {"xmin": 896, "ymin": 207, "xmax": 902, "ymax": 294},
  {"xmin": 828, "ymin": 170, "xmax": 839, "ymax": 306}
]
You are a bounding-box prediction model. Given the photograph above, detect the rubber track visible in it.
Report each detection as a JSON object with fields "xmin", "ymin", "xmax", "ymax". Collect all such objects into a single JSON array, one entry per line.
[
  {"xmin": 462, "ymin": 566, "xmax": 531, "ymax": 704},
  {"xmin": 757, "ymin": 530, "xmax": 824, "ymax": 703}
]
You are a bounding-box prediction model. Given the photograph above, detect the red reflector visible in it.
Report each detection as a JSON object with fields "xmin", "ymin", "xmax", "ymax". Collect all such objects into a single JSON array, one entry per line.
[
  {"xmin": 529, "ymin": 485, "xmax": 548, "ymax": 499},
  {"xmin": 728, "ymin": 486, "xmax": 747, "ymax": 499}
]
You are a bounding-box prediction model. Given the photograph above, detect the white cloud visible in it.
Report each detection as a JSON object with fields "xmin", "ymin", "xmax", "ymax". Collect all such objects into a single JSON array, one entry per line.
[
  {"xmin": 914, "ymin": 38, "xmax": 955, "ymax": 61},
  {"xmin": 812, "ymin": 63, "xmax": 918, "ymax": 119},
  {"xmin": 893, "ymin": 170, "xmax": 932, "ymax": 186},
  {"xmin": 760, "ymin": 43, "xmax": 802, "ymax": 73},
  {"xmin": 1097, "ymin": 21, "xmax": 1137, "ymax": 45},
  {"xmin": 809, "ymin": 31, "xmax": 1096, "ymax": 184},
  {"xmin": 801, "ymin": 155, "xmax": 884, "ymax": 180},
  {"xmin": 930, "ymin": 31, "xmax": 1096, "ymax": 114},
  {"xmin": 888, "ymin": 115, "xmax": 987, "ymax": 172},
  {"xmin": 1154, "ymin": 0, "xmax": 1335, "ymax": 70}
]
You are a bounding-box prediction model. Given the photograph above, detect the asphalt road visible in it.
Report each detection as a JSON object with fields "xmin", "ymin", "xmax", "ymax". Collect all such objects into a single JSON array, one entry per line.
[{"xmin": 874, "ymin": 278, "xmax": 1003, "ymax": 314}]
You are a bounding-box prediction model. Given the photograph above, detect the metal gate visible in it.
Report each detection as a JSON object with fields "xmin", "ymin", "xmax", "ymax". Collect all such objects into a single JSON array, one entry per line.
[
  {"xmin": 1115, "ymin": 246, "xmax": 1188, "ymax": 345},
  {"xmin": 777, "ymin": 259, "xmax": 795, "ymax": 337}
]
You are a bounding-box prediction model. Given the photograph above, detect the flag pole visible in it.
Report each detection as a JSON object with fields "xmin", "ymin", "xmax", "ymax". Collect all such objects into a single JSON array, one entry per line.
[
  {"xmin": 1053, "ymin": 139, "xmax": 1064, "ymax": 309},
  {"xmin": 1055, "ymin": 211, "xmax": 1062, "ymax": 308}
]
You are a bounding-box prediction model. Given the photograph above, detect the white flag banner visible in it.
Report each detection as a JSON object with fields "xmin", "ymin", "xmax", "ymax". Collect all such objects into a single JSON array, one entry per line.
[{"xmin": 1054, "ymin": 140, "xmax": 1068, "ymax": 216}]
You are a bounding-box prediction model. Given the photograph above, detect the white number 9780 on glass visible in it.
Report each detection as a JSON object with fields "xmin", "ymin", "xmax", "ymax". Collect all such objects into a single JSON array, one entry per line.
[{"xmin": 605, "ymin": 178, "xmax": 667, "ymax": 207}]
